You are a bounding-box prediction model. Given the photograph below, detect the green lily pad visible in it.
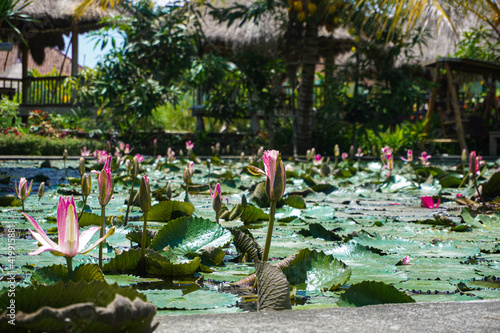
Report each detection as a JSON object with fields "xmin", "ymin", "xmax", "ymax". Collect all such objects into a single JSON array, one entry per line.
[
  {"xmin": 0, "ymin": 195, "xmax": 21, "ymax": 207},
  {"xmin": 31, "ymin": 264, "xmax": 105, "ymax": 285},
  {"xmin": 149, "ymin": 216, "xmax": 232, "ymax": 256},
  {"xmin": 146, "ymin": 200, "xmax": 195, "ymax": 222},
  {"xmin": 337, "ymin": 281, "xmax": 415, "ymax": 307},
  {"xmin": 142, "ymin": 289, "xmax": 239, "ymax": 310},
  {"xmin": 256, "ymin": 260, "xmax": 292, "ymax": 311},
  {"xmin": 281, "ymin": 248, "xmax": 351, "ymax": 291}
]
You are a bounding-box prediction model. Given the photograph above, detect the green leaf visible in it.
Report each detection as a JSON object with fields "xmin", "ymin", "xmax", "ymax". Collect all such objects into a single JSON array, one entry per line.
[
  {"xmin": 303, "ymin": 223, "xmax": 342, "ymax": 241},
  {"xmin": 126, "ymin": 229, "xmax": 157, "ymax": 247},
  {"xmin": 0, "ymin": 280, "xmax": 147, "ymax": 313},
  {"xmin": 255, "ymin": 261, "xmax": 292, "ymax": 311},
  {"xmin": 149, "ymin": 216, "xmax": 232, "ymax": 256},
  {"xmin": 143, "ymin": 289, "xmax": 239, "ymax": 310},
  {"xmin": 146, "ymin": 251, "xmax": 201, "ymax": 277},
  {"xmin": 480, "ymin": 171, "xmax": 500, "ymax": 200},
  {"xmin": 229, "ymin": 228, "xmax": 263, "ymax": 262},
  {"xmin": 281, "ymin": 248, "xmax": 351, "ymax": 291},
  {"xmin": 0, "ymin": 195, "xmax": 21, "ymax": 207},
  {"xmin": 337, "ymin": 281, "xmax": 415, "ymax": 307},
  {"xmin": 31, "ymin": 264, "xmax": 105, "ymax": 285},
  {"xmin": 78, "ymin": 212, "xmax": 104, "ymax": 227},
  {"xmin": 0, "ymin": 281, "xmax": 154, "ymax": 333},
  {"xmin": 102, "ymin": 248, "xmax": 142, "ymax": 274},
  {"xmin": 240, "ymin": 205, "xmax": 269, "ymax": 224},
  {"xmin": 439, "ymin": 173, "xmax": 463, "ymax": 188},
  {"xmin": 250, "ymin": 182, "xmax": 269, "ymax": 208},
  {"xmin": 146, "ymin": 200, "xmax": 194, "ymax": 222},
  {"xmin": 284, "ymin": 195, "xmax": 306, "ymax": 209}
]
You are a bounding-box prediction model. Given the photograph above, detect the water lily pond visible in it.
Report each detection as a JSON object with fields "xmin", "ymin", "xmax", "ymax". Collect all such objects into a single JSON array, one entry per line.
[{"xmin": 1, "ymin": 154, "xmax": 500, "ymax": 321}]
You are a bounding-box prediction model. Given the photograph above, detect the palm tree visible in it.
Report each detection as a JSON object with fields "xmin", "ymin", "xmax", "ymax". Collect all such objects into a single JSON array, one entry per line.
[{"xmin": 0, "ymin": 0, "xmax": 34, "ymax": 44}]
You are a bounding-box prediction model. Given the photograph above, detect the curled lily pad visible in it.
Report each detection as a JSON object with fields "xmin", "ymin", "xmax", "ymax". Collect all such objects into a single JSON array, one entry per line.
[
  {"xmin": 0, "ymin": 195, "xmax": 21, "ymax": 207},
  {"xmin": 256, "ymin": 260, "xmax": 292, "ymax": 311},
  {"xmin": 31, "ymin": 264, "xmax": 105, "ymax": 285}
]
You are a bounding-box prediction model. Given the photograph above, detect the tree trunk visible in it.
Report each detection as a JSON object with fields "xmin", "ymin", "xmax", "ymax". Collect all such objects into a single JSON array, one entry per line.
[{"xmin": 296, "ymin": 19, "xmax": 319, "ymax": 154}]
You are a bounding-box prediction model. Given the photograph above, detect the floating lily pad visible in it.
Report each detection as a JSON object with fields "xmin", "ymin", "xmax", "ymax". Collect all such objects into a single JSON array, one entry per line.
[{"xmin": 337, "ymin": 281, "xmax": 415, "ymax": 307}]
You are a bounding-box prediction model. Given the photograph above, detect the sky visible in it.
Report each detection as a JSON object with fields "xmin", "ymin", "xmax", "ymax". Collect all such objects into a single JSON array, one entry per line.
[{"xmin": 63, "ymin": 0, "xmax": 176, "ymax": 68}]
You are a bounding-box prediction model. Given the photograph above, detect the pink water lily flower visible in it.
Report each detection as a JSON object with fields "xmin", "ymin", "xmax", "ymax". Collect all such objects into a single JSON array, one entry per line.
[
  {"xmin": 247, "ymin": 150, "xmax": 286, "ymax": 201},
  {"xmin": 81, "ymin": 147, "xmax": 91, "ymax": 157},
  {"xmin": 401, "ymin": 149, "xmax": 413, "ymax": 162},
  {"xmin": 134, "ymin": 153, "xmax": 144, "ymax": 163},
  {"xmin": 313, "ymin": 154, "xmax": 323, "ymax": 166},
  {"xmin": 93, "ymin": 150, "xmax": 108, "ymax": 164},
  {"xmin": 469, "ymin": 151, "xmax": 485, "ymax": 176},
  {"xmin": 186, "ymin": 140, "xmax": 195, "ymax": 151},
  {"xmin": 419, "ymin": 151, "xmax": 431, "ymax": 167},
  {"xmin": 23, "ymin": 196, "xmax": 114, "ymax": 258},
  {"xmin": 341, "ymin": 152, "xmax": 348, "ymax": 161},
  {"xmin": 421, "ymin": 196, "xmax": 440, "ymax": 209},
  {"xmin": 355, "ymin": 148, "xmax": 364, "ymax": 158}
]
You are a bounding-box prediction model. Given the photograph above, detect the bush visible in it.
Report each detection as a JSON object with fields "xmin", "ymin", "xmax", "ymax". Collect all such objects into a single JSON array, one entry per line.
[{"xmin": 0, "ymin": 133, "xmax": 105, "ymax": 156}]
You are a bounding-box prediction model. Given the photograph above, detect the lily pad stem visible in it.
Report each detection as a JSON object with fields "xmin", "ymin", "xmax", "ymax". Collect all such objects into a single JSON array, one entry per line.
[
  {"xmin": 66, "ymin": 256, "xmax": 73, "ymax": 275},
  {"xmin": 141, "ymin": 211, "xmax": 148, "ymax": 261},
  {"xmin": 124, "ymin": 177, "xmax": 136, "ymax": 226},
  {"xmin": 98, "ymin": 205, "xmax": 105, "ymax": 270},
  {"xmin": 262, "ymin": 200, "xmax": 277, "ymax": 262},
  {"xmin": 472, "ymin": 173, "xmax": 486, "ymax": 206},
  {"xmin": 78, "ymin": 195, "xmax": 87, "ymax": 220}
]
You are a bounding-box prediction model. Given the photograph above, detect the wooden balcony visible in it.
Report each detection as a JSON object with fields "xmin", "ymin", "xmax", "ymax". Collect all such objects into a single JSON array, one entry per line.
[{"xmin": 0, "ymin": 76, "xmax": 74, "ymax": 117}]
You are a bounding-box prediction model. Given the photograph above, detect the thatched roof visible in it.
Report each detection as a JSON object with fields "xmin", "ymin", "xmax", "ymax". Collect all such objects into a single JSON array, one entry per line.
[
  {"xmin": 0, "ymin": 0, "xmax": 115, "ymax": 65},
  {"xmin": 198, "ymin": 0, "xmax": 354, "ymax": 59}
]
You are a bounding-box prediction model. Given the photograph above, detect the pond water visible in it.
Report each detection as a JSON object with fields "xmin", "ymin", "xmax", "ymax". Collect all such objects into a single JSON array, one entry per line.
[{"xmin": 0, "ymin": 155, "xmax": 499, "ymax": 316}]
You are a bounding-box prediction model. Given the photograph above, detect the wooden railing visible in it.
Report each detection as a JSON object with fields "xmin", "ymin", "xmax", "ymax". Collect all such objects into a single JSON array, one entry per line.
[{"xmin": 0, "ymin": 76, "xmax": 72, "ymax": 106}]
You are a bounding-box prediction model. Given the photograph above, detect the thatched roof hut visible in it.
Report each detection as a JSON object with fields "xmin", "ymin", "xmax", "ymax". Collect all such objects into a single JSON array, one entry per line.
[
  {"xmin": 197, "ymin": 0, "xmax": 354, "ymax": 61},
  {"xmin": 0, "ymin": 0, "xmax": 114, "ymax": 65}
]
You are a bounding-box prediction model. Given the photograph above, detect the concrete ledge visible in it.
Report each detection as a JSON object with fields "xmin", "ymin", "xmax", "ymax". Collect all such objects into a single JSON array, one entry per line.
[{"xmin": 153, "ymin": 299, "xmax": 500, "ymax": 333}]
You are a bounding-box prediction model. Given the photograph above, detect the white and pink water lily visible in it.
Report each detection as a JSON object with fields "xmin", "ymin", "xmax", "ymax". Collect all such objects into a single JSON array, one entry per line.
[
  {"xmin": 313, "ymin": 154, "xmax": 323, "ymax": 166},
  {"xmin": 23, "ymin": 196, "xmax": 114, "ymax": 258},
  {"xmin": 401, "ymin": 149, "xmax": 413, "ymax": 163},
  {"xmin": 93, "ymin": 150, "xmax": 108, "ymax": 164},
  {"xmin": 15, "ymin": 177, "xmax": 33, "ymax": 201},
  {"xmin": 419, "ymin": 151, "xmax": 431, "ymax": 167},
  {"xmin": 81, "ymin": 146, "xmax": 91, "ymax": 157},
  {"xmin": 186, "ymin": 140, "xmax": 195, "ymax": 151}
]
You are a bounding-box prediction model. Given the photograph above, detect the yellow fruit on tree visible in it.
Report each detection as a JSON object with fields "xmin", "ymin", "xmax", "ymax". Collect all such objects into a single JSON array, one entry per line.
[
  {"xmin": 307, "ymin": 3, "xmax": 317, "ymax": 15},
  {"xmin": 297, "ymin": 11, "xmax": 306, "ymax": 22},
  {"xmin": 293, "ymin": 1, "xmax": 303, "ymax": 12}
]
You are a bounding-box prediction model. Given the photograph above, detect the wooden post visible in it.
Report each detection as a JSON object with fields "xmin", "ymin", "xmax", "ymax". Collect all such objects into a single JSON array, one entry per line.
[
  {"xmin": 423, "ymin": 65, "xmax": 440, "ymax": 137},
  {"xmin": 21, "ymin": 44, "xmax": 29, "ymax": 105},
  {"xmin": 71, "ymin": 26, "xmax": 79, "ymax": 76},
  {"xmin": 445, "ymin": 63, "xmax": 468, "ymax": 152}
]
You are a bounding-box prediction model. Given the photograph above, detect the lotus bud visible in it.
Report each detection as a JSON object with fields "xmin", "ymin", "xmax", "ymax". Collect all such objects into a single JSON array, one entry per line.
[
  {"xmin": 179, "ymin": 149, "xmax": 184, "ymax": 157},
  {"xmin": 166, "ymin": 181, "xmax": 172, "ymax": 200},
  {"xmin": 349, "ymin": 145, "xmax": 355, "ymax": 157},
  {"xmin": 226, "ymin": 144, "xmax": 230, "ymax": 155},
  {"xmin": 469, "ymin": 151, "xmax": 477, "ymax": 175},
  {"xmin": 139, "ymin": 175, "xmax": 151, "ymax": 213},
  {"xmin": 81, "ymin": 173, "xmax": 92, "ymax": 197},
  {"xmin": 210, "ymin": 183, "xmax": 223, "ymax": 213},
  {"xmin": 132, "ymin": 156, "xmax": 140, "ymax": 178},
  {"xmin": 211, "ymin": 146, "xmax": 216, "ymax": 155},
  {"xmin": 38, "ymin": 182, "xmax": 45, "ymax": 201},
  {"xmin": 462, "ymin": 149, "xmax": 467, "ymax": 164},
  {"xmin": 334, "ymin": 144, "xmax": 340, "ymax": 157},
  {"xmin": 15, "ymin": 177, "xmax": 33, "ymax": 201},
  {"xmin": 63, "ymin": 149, "xmax": 68, "ymax": 160},
  {"xmin": 257, "ymin": 146, "xmax": 264, "ymax": 158},
  {"xmin": 78, "ymin": 157, "xmax": 86, "ymax": 177},
  {"xmin": 206, "ymin": 159, "xmax": 211, "ymax": 171},
  {"xmin": 306, "ymin": 149, "xmax": 312, "ymax": 161},
  {"xmin": 94, "ymin": 156, "xmax": 113, "ymax": 207},
  {"xmin": 107, "ymin": 140, "xmax": 112, "ymax": 152},
  {"xmin": 240, "ymin": 152, "xmax": 245, "ymax": 163},
  {"xmin": 263, "ymin": 150, "xmax": 286, "ymax": 202}
]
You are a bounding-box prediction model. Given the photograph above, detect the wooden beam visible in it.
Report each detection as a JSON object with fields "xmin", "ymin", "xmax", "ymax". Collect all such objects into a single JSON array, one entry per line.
[{"xmin": 445, "ymin": 63, "xmax": 468, "ymax": 152}]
